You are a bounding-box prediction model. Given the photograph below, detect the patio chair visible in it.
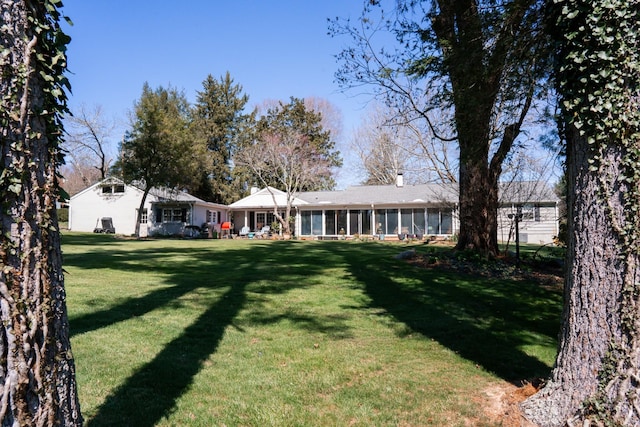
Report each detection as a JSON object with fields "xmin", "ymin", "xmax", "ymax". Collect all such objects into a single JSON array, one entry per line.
[
  {"xmin": 239, "ymin": 226, "xmax": 250, "ymax": 238},
  {"xmin": 93, "ymin": 217, "xmax": 116, "ymax": 234},
  {"xmin": 255, "ymin": 225, "xmax": 270, "ymax": 239}
]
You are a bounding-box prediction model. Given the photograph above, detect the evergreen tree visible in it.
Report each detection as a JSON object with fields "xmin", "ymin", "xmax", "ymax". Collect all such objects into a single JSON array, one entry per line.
[
  {"xmin": 191, "ymin": 72, "xmax": 254, "ymax": 204},
  {"xmin": 114, "ymin": 83, "xmax": 199, "ymax": 236},
  {"xmin": 253, "ymin": 97, "xmax": 342, "ymax": 191}
]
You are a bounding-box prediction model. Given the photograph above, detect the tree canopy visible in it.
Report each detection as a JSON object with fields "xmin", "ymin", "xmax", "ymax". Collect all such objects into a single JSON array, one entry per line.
[
  {"xmin": 114, "ymin": 83, "xmax": 201, "ymax": 236},
  {"xmin": 191, "ymin": 72, "xmax": 255, "ymax": 204},
  {"xmin": 251, "ymin": 97, "xmax": 342, "ymax": 191}
]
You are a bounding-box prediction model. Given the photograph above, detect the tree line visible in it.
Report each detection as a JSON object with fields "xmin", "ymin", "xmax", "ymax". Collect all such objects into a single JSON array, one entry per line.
[
  {"xmin": 64, "ymin": 74, "xmax": 344, "ymax": 237},
  {"xmin": 112, "ymin": 74, "xmax": 341, "ymax": 203}
]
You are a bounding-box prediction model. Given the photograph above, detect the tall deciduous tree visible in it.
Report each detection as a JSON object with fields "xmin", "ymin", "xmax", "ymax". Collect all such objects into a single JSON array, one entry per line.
[
  {"xmin": 331, "ymin": 0, "xmax": 551, "ymax": 256},
  {"xmin": 0, "ymin": 0, "xmax": 82, "ymax": 424},
  {"xmin": 351, "ymin": 104, "xmax": 410, "ymax": 185},
  {"xmin": 521, "ymin": 1, "xmax": 640, "ymax": 425},
  {"xmin": 253, "ymin": 97, "xmax": 342, "ymax": 190},
  {"xmin": 65, "ymin": 104, "xmax": 116, "ymax": 184},
  {"xmin": 114, "ymin": 83, "xmax": 199, "ymax": 237},
  {"xmin": 351, "ymin": 103, "xmax": 458, "ymax": 185},
  {"xmin": 235, "ymin": 130, "xmax": 333, "ymax": 235},
  {"xmin": 191, "ymin": 72, "xmax": 254, "ymax": 204}
]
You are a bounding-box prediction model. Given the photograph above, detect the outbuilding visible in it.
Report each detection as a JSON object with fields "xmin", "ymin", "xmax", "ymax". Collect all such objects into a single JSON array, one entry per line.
[{"xmin": 68, "ymin": 177, "xmax": 229, "ymax": 237}]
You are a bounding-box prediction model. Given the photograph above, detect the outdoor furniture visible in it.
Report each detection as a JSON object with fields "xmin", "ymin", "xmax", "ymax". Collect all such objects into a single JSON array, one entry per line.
[
  {"xmin": 239, "ymin": 226, "xmax": 250, "ymax": 238},
  {"xmin": 220, "ymin": 221, "xmax": 232, "ymax": 238},
  {"xmin": 184, "ymin": 225, "xmax": 202, "ymax": 238},
  {"xmin": 255, "ymin": 226, "xmax": 270, "ymax": 239},
  {"xmin": 93, "ymin": 217, "xmax": 115, "ymax": 234}
]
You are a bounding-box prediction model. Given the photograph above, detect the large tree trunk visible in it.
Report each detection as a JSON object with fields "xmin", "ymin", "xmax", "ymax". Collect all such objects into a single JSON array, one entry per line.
[
  {"xmin": 0, "ymin": 1, "xmax": 83, "ymax": 425},
  {"xmin": 521, "ymin": 127, "xmax": 640, "ymax": 426},
  {"xmin": 455, "ymin": 158, "xmax": 500, "ymax": 255}
]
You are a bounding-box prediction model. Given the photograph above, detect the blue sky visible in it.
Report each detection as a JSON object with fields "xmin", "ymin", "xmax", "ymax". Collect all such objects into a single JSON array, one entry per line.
[{"xmin": 61, "ymin": 1, "xmax": 372, "ymax": 187}]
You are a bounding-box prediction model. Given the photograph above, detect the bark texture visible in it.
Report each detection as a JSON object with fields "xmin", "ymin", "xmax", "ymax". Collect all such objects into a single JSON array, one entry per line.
[
  {"xmin": 0, "ymin": 0, "xmax": 83, "ymax": 425},
  {"xmin": 431, "ymin": 0, "xmax": 536, "ymax": 256},
  {"xmin": 521, "ymin": 128, "xmax": 640, "ymax": 426}
]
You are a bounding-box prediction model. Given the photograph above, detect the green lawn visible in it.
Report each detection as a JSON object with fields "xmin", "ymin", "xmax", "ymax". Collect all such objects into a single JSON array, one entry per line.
[{"xmin": 62, "ymin": 233, "xmax": 562, "ymax": 426}]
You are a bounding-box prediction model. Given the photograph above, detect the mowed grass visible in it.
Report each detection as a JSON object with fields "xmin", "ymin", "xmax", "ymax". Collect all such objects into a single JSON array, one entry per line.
[{"xmin": 62, "ymin": 233, "xmax": 562, "ymax": 426}]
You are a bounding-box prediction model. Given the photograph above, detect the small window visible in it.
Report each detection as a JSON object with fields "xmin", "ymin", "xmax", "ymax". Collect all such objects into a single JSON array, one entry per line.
[
  {"xmin": 101, "ymin": 186, "xmax": 112, "ymax": 194},
  {"xmin": 520, "ymin": 204, "xmax": 535, "ymax": 221},
  {"xmin": 114, "ymin": 184, "xmax": 125, "ymax": 193},
  {"xmin": 161, "ymin": 208, "xmax": 184, "ymax": 223},
  {"xmin": 139, "ymin": 209, "xmax": 148, "ymax": 224}
]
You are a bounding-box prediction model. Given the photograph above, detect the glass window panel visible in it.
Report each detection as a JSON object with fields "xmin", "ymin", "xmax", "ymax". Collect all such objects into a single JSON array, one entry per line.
[
  {"xmin": 387, "ymin": 209, "xmax": 398, "ymax": 234},
  {"xmin": 441, "ymin": 209, "xmax": 453, "ymax": 234},
  {"xmin": 311, "ymin": 211, "xmax": 323, "ymax": 235},
  {"xmin": 427, "ymin": 211, "xmax": 440, "ymax": 234},
  {"xmin": 413, "ymin": 209, "xmax": 426, "ymax": 234},
  {"xmin": 256, "ymin": 212, "xmax": 266, "ymax": 229},
  {"xmin": 337, "ymin": 210, "xmax": 347, "ymax": 234},
  {"xmin": 301, "ymin": 211, "xmax": 311, "ymax": 235},
  {"xmin": 521, "ymin": 204, "xmax": 535, "ymax": 221},
  {"xmin": 325, "ymin": 210, "xmax": 336, "ymax": 235},
  {"xmin": 349, "ymin": 210, "xmax": 359, "ymax": 235},
  {"xmin": 362, "ymin": 209, "xmax": 372, "ymax": 234},
  {"xmin": 375, "ymin": 210, "xmax": 386, "ymax": 234},
  {"xmin": 400, "ymin": 209, "xmax": 412, "ymax": 234}
]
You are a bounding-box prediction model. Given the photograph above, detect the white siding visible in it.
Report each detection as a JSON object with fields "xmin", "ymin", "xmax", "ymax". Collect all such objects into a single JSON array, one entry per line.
[
  {"xmin": 69, "ymin": 184, "xmax": 154, "ymax": 235},
  {"xmin": 498, "ymin": 204, "xmax": 558, "ymax": 245}
]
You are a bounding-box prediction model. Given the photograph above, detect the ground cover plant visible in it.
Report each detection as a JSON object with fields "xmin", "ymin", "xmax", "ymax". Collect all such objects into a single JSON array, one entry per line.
[{"xmin": 62, "ymin": 233, "xmax": 562, "ymax": 426}]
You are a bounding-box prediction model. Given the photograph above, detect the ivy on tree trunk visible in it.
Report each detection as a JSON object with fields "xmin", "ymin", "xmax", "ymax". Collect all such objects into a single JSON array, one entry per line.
[
  {"xmin": 521, "ymin": 0, "xmax": 640, "ymax": 424},
  {"xmin": 0, "ymin": 0, "xmax": 82, "ymax": 425}
]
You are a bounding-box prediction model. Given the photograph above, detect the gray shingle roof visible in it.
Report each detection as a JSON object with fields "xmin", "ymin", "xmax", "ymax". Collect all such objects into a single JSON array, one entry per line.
[
  {"xmin": 298, "ymin": 183, "xmax": 458, "ymax": 207},
  {"xmin": 296, "ymin": 180, "xmax": 558, "ymax": 208}
]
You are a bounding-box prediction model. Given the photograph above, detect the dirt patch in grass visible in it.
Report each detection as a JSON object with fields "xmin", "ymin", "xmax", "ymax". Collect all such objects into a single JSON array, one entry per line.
[{"xmin": 479, "ymin": 380, "xmax": 543, "ymax": 427}]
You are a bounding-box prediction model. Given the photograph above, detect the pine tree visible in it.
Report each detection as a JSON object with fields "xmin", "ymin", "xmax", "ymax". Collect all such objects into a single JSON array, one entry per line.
[{"xmin": 191, "ymin": 72, "xmax": 254, "ymax": 204}]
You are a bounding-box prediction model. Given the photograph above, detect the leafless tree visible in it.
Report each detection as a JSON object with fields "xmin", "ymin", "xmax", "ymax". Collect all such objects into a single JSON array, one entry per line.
[
  {"xmin": 65, "ymin": 104, "xmax": 117, "ymax": 184},
  {"xmin": 235, "ymin": 130, "xmax": 333, "ymax": 234},
  {"xmin": 351, "ymin": 103, "xmax": 458, "ymax": 185}
]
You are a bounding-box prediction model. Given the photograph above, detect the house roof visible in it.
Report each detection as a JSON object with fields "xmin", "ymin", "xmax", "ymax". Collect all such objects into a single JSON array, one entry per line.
[
  {"xmin": 229, "ymin": 187, "xmax": 309, "ymax": 209},
  {"xmin": 498, "ymin": 181, "xmax": 559, "ymax": 204},
  {"xmin": 71, "ymin": 177, "xmax": 228, "ymax": 209},
  {"xmin": 298, "ymin": 183, "xmax": 458, "ymax": 207},
  {"xmin": 228, "ymin": 181, "xmax": 559, "ymax": 210}
]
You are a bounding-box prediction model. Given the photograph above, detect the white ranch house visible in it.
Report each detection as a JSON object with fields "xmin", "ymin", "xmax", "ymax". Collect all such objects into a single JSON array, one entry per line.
[
  {"xmin": 69, "ymin": 176, "xmax": 559, "ymax": 244},
  {"xmin": 229, "ymin": 177, "xmax": 560, "ymax": 244},
  {"xmin": 68, "ymin": 177, "xmax": 229, "ymax": 237}
]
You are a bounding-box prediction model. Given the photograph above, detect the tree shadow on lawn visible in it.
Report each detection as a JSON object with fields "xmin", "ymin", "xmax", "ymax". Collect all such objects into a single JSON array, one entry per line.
[
  {"xmin": 332, "ymin": 242, "xmax": 562, "ymax": 382},
  {"xmin": 64, "ymin": 240, "xmax": 351, "ymax": 427}
]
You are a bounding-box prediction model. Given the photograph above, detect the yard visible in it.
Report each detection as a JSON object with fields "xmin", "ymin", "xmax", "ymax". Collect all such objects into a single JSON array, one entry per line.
[{"xmin": 62, "ymin": 233, "xmax": 562, "ymax": 426}]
